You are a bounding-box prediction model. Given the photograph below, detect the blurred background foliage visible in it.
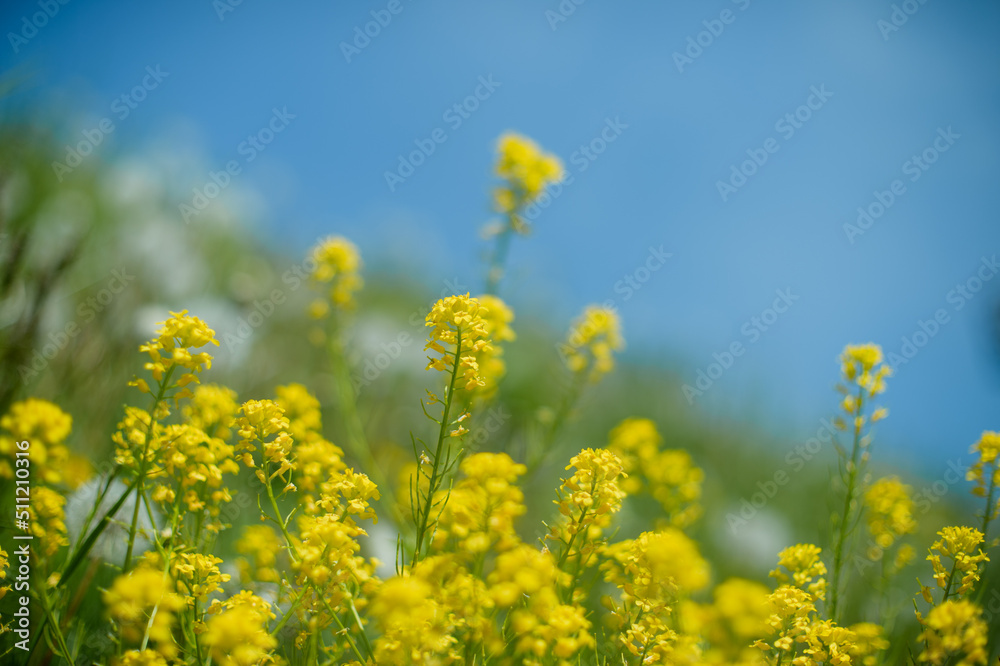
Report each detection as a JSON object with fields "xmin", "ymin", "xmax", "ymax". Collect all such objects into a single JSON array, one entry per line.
[{"xmin": 0, "ymin": 98, "xmax": 993, "ymax": 651}]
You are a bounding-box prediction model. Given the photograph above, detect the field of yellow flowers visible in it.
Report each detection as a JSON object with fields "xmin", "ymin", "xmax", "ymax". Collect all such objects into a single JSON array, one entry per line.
[{"xmin": 0, "ymin": 133, "xmax": 997, "ymax": 665}]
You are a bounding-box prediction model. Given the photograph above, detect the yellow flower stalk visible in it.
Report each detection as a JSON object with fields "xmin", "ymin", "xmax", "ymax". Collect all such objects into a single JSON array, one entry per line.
[
  {"xmin": 485, "ymin": 132, "xmax": 563, "ymax": 293},
  {"xmin": 830, "ymin": 342, "xmax": 891, "ymax": 622}
]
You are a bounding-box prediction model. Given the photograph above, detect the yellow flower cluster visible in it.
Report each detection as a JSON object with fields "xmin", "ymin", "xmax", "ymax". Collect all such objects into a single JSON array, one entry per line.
[
  {"xmin": 967, "ymin": 430, "xmax": 999, "ymax": 527},
  {"xmin": 29, "ymin": 486, "xmax": 68, "ymax": 559},
  {"xmin": 203, "ymin": 602, "xmax": 278, "ymax": 666},
  {"xmin": 170, "ymin": 552, "xmax": 231, "ymax": 606},
  {"xmin": 836, "ymin": 343, "xmax": 891, "ymax": 432},
  {"xmin": 150, "ymin": 422, "xmax": 240, "ymax": 533},
  {"xmin": 752, "ymin": 544, "xmax": 879, "ymax": 663},
  {"xmin": 236, "ymin": 399, "xmax": 296, "ymax": 487},
  {"xmin": 680, "ymin": 577, "xmax": 770, "ymax": 665},
  {"xmin": 132, "ymin": 310, "xmax": 219, "ymax": 398},
  {"xmin": 278, "ymin": 382, "xmax": 347, "ymax": 505},
  {"xmin": 554, "ymin": 448, "xmax": 626, "ymax": 541},
  {"xmin": 608, "ymin": 417, "xmax": 704, "ymax": 528},
  {"xmin": 235, "ymin": 524, "xmax": 283, "ymax": 585},
  {"xmin": 926, "ymin": 526, "xmax": 989, "ymax": 597},
  {"xmin": 308, "ymin": 235, "xmax": 363, "ymax": 317},
  {"xmin": 602, "ymin": 529, "xmax": 708, "ymax": 662},
  {"xmin": 863, "ymin": 475, "xmax": 916, "ymax": 565},
  {"xmin": 464, "ymin": 294, "xmax": 516, "ymax": 400},
  {"xmin": 491, "ymin": 133, "xmax": 564, "ymax": 234},
  {"xmin": 560, "ymin": 305, "xmax": 624, "ymax": 383},
  {"xmin": 183, "ymin": 383, "xmax": 239, "ymax": 439},
  {"xmin": 916, "ymin": 599, "xmax": 988, "ymax": 666},
  {"xmin": 425, "ymin": 294, "xmax": 494, "ymax": 393},
  {"xmin": 103, "ymin": 566, "xmax": 185, "ymax": 659},
  {"xmin": 0, "ymin": 398, "xmax": 71, "ymax": 484},
  {"xmin": 433, "ymin": 452, "xmax": 527, "ymax": 556},
  {"xmin": 770, "ymin": 543, "xmax": 827, "ymax": 601}
]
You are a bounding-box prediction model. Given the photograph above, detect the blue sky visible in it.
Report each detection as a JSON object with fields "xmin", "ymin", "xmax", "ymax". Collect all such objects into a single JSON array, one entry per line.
[{"xmin": 2, "ymin": 0, "xmax": 999, "ymax": 472}]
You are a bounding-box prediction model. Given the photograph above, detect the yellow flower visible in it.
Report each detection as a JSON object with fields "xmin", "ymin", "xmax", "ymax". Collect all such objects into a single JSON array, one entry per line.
[
  {"xmin": 967, "ymin": 431, "xmax": 1000, "ymax": 525},
  {"xmin": 103, "ymin": 566, "xmax": 184, "ymax": 658},
  {"xmin": 424, "ymin": 294, "xmax": 494, "ymax": 392},
  {"xmin": 29, "ymin": 486, "xmax": 68, "ymax": 559},
  {"xmin": 770, "ymin": 543, "xmax": 827, "ymax": 602},
  {"xmin": 560, "ymin": 305, "xmax": 624, "ymax": 383},
  {"xmin": 555, "ymin": 448, "xmax": 626, "ymax": 540},
  {"xmin": 203, "ymin": 603, "xmax": 277, "ymax": 666},
  {"xmin": 683, "ymin": 578, "xmax": 770, "ymax": 662},
  {"xmin": 236, "ymin": 399, "xmax": 296, "ymax": 486},
  {"xmin": 183, "ymin": 384, "xmax": 239, "ymax": 439},
  {"xmin": 916, "ymin": 599, "xmax": 988, "ymax": 666},
  {"xmin": 491, "ymin": 133, "xmax": 564, "ymax": 234},
  {"xmin": 370, "ymin": 571, "xmax": 453, "ymax": 663},
  {"xmin": 608, "ymin": 419, "xmax": 705, "ymax": 529},
  {"xmin": 118, "ymin": 650, "xmax": 169, "ymax": 666},
  {"xmin": 864, "ymin": 476, "xmax": 916, "ymax": 552},
  {"xmin": 926, "ymin": 526, "xmax": 989, "ymax": 597},
  {"xmin": 489, "ymin": 544, "xmax": 559, "ymax": 607},
  {"xmin": 0, "ymin": 398, "xmax": 72, "ymax": 485},
  {"xmin": 308, "ymin": 235, "xmax": 363, "ymax": 313},
  {"xmin": 235, "ymin": 524, "xmax": 283, "ymax": 585},
  {"xmin": 433, "ymin": 452, "xmax": 526, "ymax": 556},
  {"xmin": 463, "ymin": 294, "xmax": 515, "ymax": 400},
  {"xmin": 170, "ymin": 552, "xmax": 231, "ymax": 606},
  {"xmin": 604, "ymin": 528, "xmax": 709, "ymax": 613},
  {"xmin": 133, "ymin": 310, "xmax": 219, "ymax": 399}
]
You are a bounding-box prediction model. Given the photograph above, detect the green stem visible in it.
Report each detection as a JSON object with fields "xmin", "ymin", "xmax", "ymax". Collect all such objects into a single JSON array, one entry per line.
[
  {"xmin": 485, "ymin": 222, "xmax": 514, "ymax": 295},
  {"xmin": 328, "ymin": 328, "xmax": 408, "ymax": 530},
  {"xmin": 830, "ymin": 386, "xmax": 864, "ymax": 623},
  {"xmin": 413, "ymin": 329, "xmax": 464, "ymax": 564},
  {"xmin": 124, "ymin": 367, "xmax": 175, "ymax": 571},
  {"xmin": 526, "ymin": 366, "xmax": 587, "ymax": 475},
  {"xmin": 37, "ymin": 584, "xmax": 74, "ymax": 665}
]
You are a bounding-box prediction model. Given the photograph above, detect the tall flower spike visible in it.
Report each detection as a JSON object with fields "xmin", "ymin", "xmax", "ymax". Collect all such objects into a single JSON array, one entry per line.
[
  {"xmin": 561, "ymin": 305, "xmax": 624, "ymax": 383},
  {"xmin": 307, "ymin": 235, "xmax": 363, "ymax": 318},
  {"xmin": 491, "ymin": 132, "xmax": 564, "ymax": 235},
  {"xmin": 424, "ymin": 294, "xmax": 493, "ymax": 392},
  {"xmin": 132, "ymin": 310, "xmax": 219, "ymax": 399},
  {"xmin": 967, "ymin": 431, "xmax": 1000, "ymax": 537}
]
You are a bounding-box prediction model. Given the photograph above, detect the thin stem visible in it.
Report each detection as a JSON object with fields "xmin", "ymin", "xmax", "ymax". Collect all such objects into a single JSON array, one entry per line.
[
  {"xmin": 38, "ymin": 584, "xmax": 74, "ymax": 665},
  {"xmin": 485, "ymin": 222, "xmax": 514, "ymax": 295},
  {"xmin": 124, "ymin": 367, "xmax": 175, "ymax": 571},
  {"xmin": 830, "ymin": 385, "xmax": 865, "ymax": 623},
  {"xmin": 413, "ymin": 329, "xmax": 464, "ymax": 564},
  {"xmin": 327, "ymin": 327, "xmax": 408, "ymax": 529}
]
